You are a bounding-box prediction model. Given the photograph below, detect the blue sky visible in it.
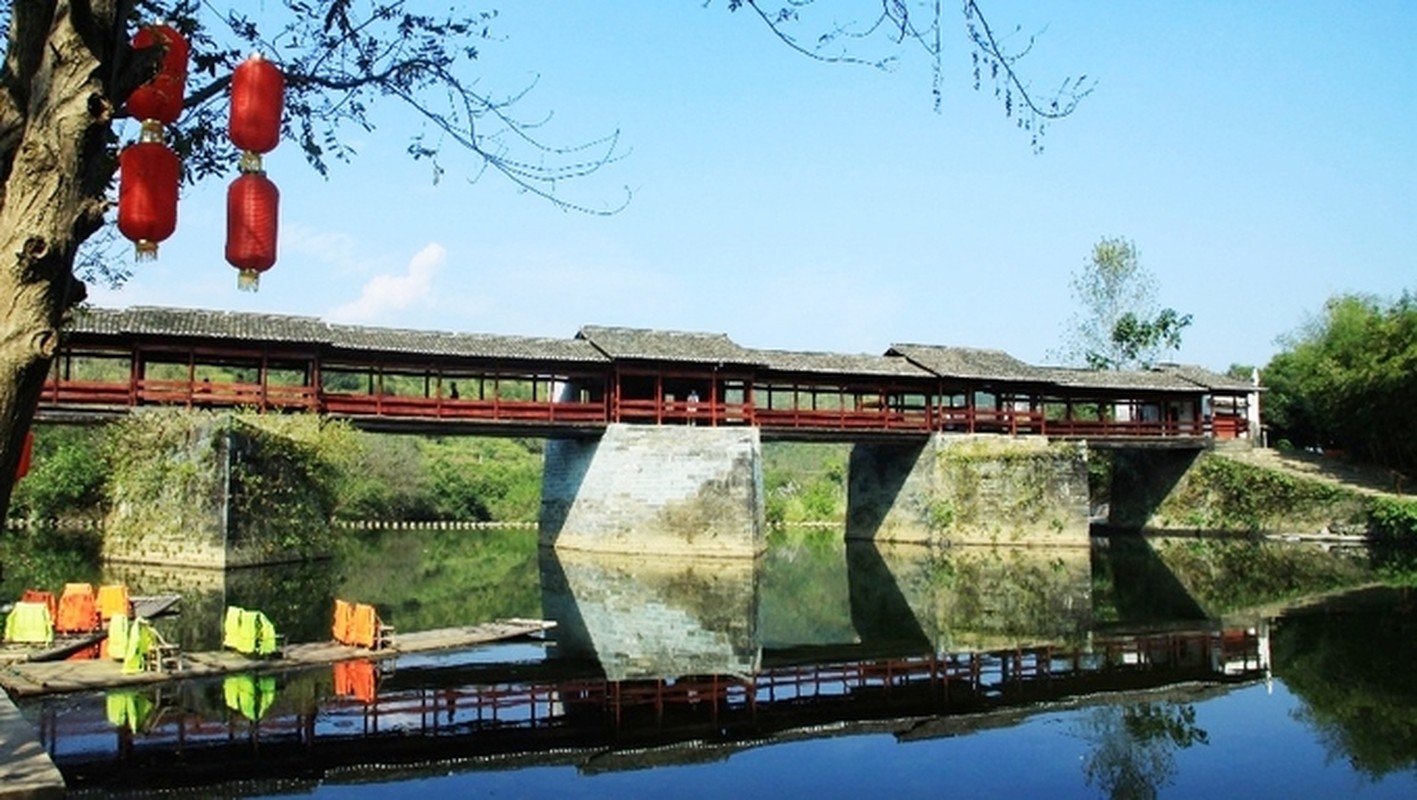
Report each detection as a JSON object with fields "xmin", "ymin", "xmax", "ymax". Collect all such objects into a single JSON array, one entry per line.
[{"xmin": 91, "ymin": 2, "xmax": 1416, "ymax": 372}]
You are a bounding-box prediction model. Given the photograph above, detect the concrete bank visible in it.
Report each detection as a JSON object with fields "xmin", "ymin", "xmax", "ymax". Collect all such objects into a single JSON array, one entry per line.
[{"xmin": 0, "ymin": 693, "xmax": 65, "ymax": 799}]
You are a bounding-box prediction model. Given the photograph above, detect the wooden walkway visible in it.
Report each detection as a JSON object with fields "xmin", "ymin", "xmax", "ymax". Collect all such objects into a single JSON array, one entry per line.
[
  {"xmin": 0, "ymin": 618, "xmax": 553, "ymax": 698},
  {"xmin": 0, "ymin": 694, "xmax": 64, "ymax": 799}
]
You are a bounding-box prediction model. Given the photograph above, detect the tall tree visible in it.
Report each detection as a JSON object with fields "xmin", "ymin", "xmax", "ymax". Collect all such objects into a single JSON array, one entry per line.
[
  {"xmin": 1055, "ymin": 236, "xmax": 1192, "ymax": 370},
  {"xmin": 1264, "ymin": 292, "xmax": 1417, "ymax": 472},
  {"xmin": 0, "ymin": 1, "xmax": 1088, "ymax": 522}
]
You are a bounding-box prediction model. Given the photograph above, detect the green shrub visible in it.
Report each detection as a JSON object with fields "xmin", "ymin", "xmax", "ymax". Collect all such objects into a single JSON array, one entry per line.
[
  {"xmin": 10, "ymin": 426, "xmax": 109, "ymax": 521},
  {"xmin": 1371, "ymin": 497, "xmax": 1417, "ymax": 540}
]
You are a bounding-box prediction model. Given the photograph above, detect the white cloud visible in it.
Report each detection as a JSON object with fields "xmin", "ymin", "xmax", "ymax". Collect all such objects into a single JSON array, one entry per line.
[
  {"xmin": 326, "ymin": 242, "xmax": 445, "ymax": 323},
  {"xmin": 282, "ymin": 225, "xmax": 362, "ymax": 274}
]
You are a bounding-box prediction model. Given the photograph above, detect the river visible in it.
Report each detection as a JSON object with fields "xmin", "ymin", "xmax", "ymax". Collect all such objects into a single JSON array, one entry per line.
[{"xmin": 4, "ymin": 526, "xmax": 1417, "ymax": 798}]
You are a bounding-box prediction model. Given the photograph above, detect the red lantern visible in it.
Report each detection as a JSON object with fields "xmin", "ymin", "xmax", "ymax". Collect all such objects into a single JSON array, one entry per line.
[
  {"xmin": 226, "ymin": 172, "xmax": 280, "ymax": 291},
  {"xmin": 125, "ymin": 24, "xmax": 189, "ymax": 127},
  {"xmin": 117, "ymin": 139, "xmax": 180, "ymax": 260},
  {"xmin": 229, "ymin": 54, "xmax": 285, "ymax": 171}
]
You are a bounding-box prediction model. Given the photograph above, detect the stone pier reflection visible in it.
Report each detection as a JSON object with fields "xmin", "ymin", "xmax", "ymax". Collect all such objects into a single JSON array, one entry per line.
[
  {"xmin": 852, "ymin": 542, "xmax": 1094, "ymax": 652},
  {"xmin": 762, "ymin": 536, "xmax": 1092, "ymax": 658},
  {"xmin": 539, "ymin": 548, "xmax": 761, "ymax": 681},
  {"xmin": 543, "ymin": 533, "xmax": 1094, "ymax": 682}
]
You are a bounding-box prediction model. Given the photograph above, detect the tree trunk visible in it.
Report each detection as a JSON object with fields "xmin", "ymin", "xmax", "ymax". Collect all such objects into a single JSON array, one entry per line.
[{"xmin": 0, "ymin": 1, "xmax": 127, "ymax": 519}]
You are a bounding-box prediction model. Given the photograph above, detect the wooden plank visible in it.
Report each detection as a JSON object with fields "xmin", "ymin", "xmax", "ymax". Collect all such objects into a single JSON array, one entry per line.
[
  {"xmin": 0, "ymin": 619, "xmax": 554, "ymax": 698},
  {"xmin": 0, "ymin": 694, "xmax": 65, "ymax": 799}
]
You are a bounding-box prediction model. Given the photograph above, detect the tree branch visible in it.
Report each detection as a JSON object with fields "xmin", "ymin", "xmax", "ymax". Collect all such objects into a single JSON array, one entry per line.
[{"xmin": 729, "ymin": 1, "xmax": 1093, "ymax": 153}]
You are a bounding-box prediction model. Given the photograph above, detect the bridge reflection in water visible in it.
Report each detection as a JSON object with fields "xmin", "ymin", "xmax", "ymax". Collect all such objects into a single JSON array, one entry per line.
[{"xmin": 29, "ymin": 542, "xmax": 1270, "ymax": 794}]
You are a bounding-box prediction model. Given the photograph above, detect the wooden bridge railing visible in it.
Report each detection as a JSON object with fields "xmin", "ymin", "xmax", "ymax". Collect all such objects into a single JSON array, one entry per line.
[
  {"xmin": 614, "ymin": 398, "xmax": 753, "ymax": 426},
  {"xmin": 754, "ymin": 407, "xmax": 933, "ymax": 432},
  {"xmin": 38, "ymin": 374, "xmax": 1242, "ymax": 440},
  {"xmin": 138, "ymin": 379, "xmax": 319, "ymax": 411},
  {"xmin": 322, "ymin": 393, "xmax": 608, "ymax": 423}
]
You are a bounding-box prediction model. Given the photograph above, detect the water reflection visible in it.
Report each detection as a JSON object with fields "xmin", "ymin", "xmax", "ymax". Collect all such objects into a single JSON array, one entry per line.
[
  {"xmin": 1271, "ymin": 587, "xmax": 1417, "ymax": 778},
  {"xmin": 541, "ymin": 550, "xmax": 759, "ymax": 681},
  {"xmin": 10, "ymin": 528, "xmax": 1417, "ymax": 798},
  {"xmin": 101, "ymin": 560, "xmax": 337, "ymax": 650},
  {"xmin": 1077, "ymin": 701, "xmax": 1211, "ymax": 800}
]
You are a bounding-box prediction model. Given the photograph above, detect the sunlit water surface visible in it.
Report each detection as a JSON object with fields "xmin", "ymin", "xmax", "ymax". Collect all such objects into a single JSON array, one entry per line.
[{"xmin": 6, "ymin": 527, "xmax": 1415, "ymax": 799}]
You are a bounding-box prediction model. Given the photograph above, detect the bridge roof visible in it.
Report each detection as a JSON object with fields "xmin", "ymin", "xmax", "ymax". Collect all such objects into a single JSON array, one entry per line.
[
  {"xmin": 1156, "ymin": 363, "xmax": 1256, "ymax": 393},
  {"xmin": 1039, "ymin": 364, "xmax": 1255, "ymax": 395},
  {"xmin": 66, "ymin": 306, "xmax": 1256, "ymax": 395},
  {"xmin": 326, "ymin": 324, "xmax": 606, "ymax": 364},
  {"xmin": 1041, "ymin": 367, "xmax": 1207, "ymax": 394},
  {"xmin": 750, "ymin": 348, "xmax": 933, "ymax": 379},
  {"xmin": 885, "ymin": 344, "xmax": 1050, "ymax": 384},
  {"xmin": 70, "ymin": 306, "xmax": 606, "ymax": 364},
  {"xmin": 72, "ymin": 306, "xmax": 330, "ymax": 343},
  {"xmin": 577, "ymin": 325, "xmax": 760, "ymax": 366}
]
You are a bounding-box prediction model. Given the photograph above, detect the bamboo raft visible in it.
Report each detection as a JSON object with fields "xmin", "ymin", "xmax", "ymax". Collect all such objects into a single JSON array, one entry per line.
[
  {"xmin": 0, "ymin": 594, "xmax": 182, "ymax": 667},
  {"xmin": 0, "ymin": 618, "xmax": 554, "ymax": 697}
]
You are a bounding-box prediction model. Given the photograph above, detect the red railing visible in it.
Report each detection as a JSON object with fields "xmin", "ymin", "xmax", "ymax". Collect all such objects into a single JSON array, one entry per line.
[
  {"xmin": 1041, "ymin": 417, "xmax": 1206, "ymax": 439},
  {"xmin": 138, "ymin": 379, "xmax": 318, "ymax": 410},
  {"xmin": 42, "ymin": 379, "xmax": 131, "ymax": 406},
  {"xmin": 755, "ymin": 407, "xmax": 932, "ymax": 432},
  {"xmin": 322, "ymin": 392, "xmax": 607, "ymax": 424},
  {"xmin": 38, "ymin": 375, "xmax": 1236, "ymax": 440},
  {"xmin": 614, "ymin": 399, "xmax": 753, "ymax": 427}
]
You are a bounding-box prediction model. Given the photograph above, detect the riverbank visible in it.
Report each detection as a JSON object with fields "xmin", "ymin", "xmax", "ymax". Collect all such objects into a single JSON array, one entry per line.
[{"xmin": 1121, "ymin": 446, "xmax": 1416, "ymax": 539}]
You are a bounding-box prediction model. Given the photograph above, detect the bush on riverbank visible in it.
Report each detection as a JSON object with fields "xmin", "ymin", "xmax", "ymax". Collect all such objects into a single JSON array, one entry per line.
[
  {"xmin": 9, "ymin": 425, "xmax": 108, "ymax": 524},
  {"xmin": 1148, "ymin": 453, "xmax": 1370, "ymax": 534},
  {"xmin": 8, "ymin": 413, "xmax": 549, "ymax": 527},
  {"xmin": 763, "ymin": 443, "xmax": 848, "ymax": 526},
  {"xmin": 330, "ymin": 435, "xmax": 543, "ymax": 522},
  {"xmin": 1370, "ymin": 497, "xmax": 1417, "ymax": 541}
]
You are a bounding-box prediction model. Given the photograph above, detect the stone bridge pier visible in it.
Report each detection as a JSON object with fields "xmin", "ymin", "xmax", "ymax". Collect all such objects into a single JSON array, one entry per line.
[
  {"xmin": 845, "ymin": 434, "xmax": 1091, "ymax": 547},
  {"xmin": 540, "ymin": 428, "xmax": 1091, "ymax": 557},
  {"xmin": 539, "ymin": 424, "xmax": 767, "ymax": 557}
]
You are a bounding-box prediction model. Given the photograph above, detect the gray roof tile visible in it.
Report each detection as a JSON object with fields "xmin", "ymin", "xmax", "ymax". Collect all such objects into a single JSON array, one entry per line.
[
  {"xmin": 1157, "ymin": 363, "xmax": 1258, "ymax": 392},
  {"xmin": 578, "ymin": 325, "xmax": 760, "ymax": 365},
  {"xmin": 327, "ymin": 324, "xmax": 605, "ymax": 363},
  {"xmin": 72, "ymin": 305, "xmax": 328, "ymax": 342},
  {"xmin": 751, "ymin": 348, "xmax": 933, "ymax": 379},
  {"xmin": 887, "ymin": 343, "xmax": 1049, "ymax": 383},
  {"xmin": 1040, "ymin": 367, "xmax": 1204, "ymax": 394}
]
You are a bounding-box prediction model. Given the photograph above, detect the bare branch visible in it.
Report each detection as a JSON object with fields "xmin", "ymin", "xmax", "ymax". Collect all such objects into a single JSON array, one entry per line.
[
  {"xmin": 726, "ymin": 0, "xmax": 1093, "ymax": 153},
  {"xmin": 155, "ymin": 1, "xmax": 631, "ymax": 213}
]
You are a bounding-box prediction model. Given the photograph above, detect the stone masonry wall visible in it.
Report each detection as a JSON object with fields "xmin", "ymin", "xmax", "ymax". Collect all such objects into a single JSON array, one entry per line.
[
  {"xmin": 846, "ymin": 434, "xmax": 1090, "ymax": 547},
  {"xmin": 539, "ymin": 424, "xmax": 765, "ymax": 557},
  {"xmin": 103, "ymin": 411, "xmax": 333, "ymax": 568}
]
